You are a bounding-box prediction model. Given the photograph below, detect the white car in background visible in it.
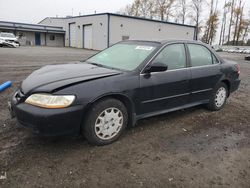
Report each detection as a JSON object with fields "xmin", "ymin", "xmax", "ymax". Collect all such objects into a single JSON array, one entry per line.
[
  {"xmin": 0, "ymin": 32, "xmax": 20, "ymax": 48},
  {"xmin": 227, "ymin": 49, "xmax": 235, "ymax": 53},
  {"xmin": 242, "ymin": 49, "xmax": 250, "ymax": 54}
]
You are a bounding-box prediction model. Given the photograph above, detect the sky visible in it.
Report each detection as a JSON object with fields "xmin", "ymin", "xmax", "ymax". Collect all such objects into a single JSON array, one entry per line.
[
  {"xmin": 0, "ymin": 0, "xmax": 250, "ymax": 24},
  {"xmin": 0, "ymin": 0, "xmax": 250, "ymax": 44},
  {"xmin": 0, "ymin": 0, "xmax": 133, "ymax": 24}
]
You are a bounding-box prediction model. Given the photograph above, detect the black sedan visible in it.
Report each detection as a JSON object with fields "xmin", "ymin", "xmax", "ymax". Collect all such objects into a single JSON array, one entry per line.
[{"xmin": 9, "ymin": 40, "xmax": 241, "ymax": 145}]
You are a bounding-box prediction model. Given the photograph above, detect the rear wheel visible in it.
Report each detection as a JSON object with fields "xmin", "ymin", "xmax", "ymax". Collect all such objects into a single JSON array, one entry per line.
[
  {"xmin": 82, "ymin": 98, "xmax": 128, "ymax": 146},
  {"xmin": 207, "ymin": 82, "xmax": 228, "ymax": 111}
]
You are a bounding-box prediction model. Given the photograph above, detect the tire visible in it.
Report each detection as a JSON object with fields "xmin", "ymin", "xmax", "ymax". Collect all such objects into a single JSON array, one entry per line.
[
  {"xmin": 82, "ymin": 98, "xmax": 128, "ymax": 146},
  {"xmin": 207, "ymin": 82, "xmax": 228, "ymax": 111}
]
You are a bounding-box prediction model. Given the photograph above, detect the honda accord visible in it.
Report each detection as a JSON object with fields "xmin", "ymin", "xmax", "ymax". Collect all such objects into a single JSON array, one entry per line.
[{"xmin": 9, "ymin": 40, "xmax": 241, "ymax": 145}]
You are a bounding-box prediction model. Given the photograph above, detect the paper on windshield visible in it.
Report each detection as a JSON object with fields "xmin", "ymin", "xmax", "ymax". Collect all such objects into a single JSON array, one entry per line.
[{"xmin": 135, "ymin": 46, "xmax": 154, "ymax": 51}]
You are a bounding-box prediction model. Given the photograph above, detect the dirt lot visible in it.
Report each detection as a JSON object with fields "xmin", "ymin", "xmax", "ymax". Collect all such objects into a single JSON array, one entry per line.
[{"xmin": 0, "ymin": 46, "xmax": 249, "ymax": 188}]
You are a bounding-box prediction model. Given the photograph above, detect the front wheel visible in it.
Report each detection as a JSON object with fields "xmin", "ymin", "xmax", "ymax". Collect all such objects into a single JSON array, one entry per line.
[
  {"xmin": 207, "ymin": 82, "xmax": 228, "ymax": 111},
  {"xmin": 82, "ymin": 98, "xmax": 128, "ymax": 146}
]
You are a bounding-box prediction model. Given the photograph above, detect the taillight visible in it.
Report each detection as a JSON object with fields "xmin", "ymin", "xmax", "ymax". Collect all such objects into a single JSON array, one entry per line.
[{"xmin": 235, "ymin": 64, "xmax": 240, "ymax": 74}]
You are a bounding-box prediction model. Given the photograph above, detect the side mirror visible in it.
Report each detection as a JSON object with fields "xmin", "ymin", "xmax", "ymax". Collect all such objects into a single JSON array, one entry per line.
[{"xmin": 144, "ymin": 62, "xmax": 168, "ymax": 73}]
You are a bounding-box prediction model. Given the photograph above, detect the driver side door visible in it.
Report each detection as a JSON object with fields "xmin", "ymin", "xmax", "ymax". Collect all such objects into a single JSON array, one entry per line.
[{"xmin": 138, "ymin": 43, "xmax": 191, "ymax": 116}]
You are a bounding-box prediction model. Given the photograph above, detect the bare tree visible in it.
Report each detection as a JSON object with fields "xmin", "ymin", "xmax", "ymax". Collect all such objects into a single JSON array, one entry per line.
[
  {"xmin": 242, "ymin": 11, "xmax": 250, "ymax": 44},
  {"xmin": 120, "ymin": 5, "xmax": 134, "ymax": 16},
  {"xmin": 202, "ymin": 12, "xmax": 220, "ymax": 44},
  {"xmin": 203, "ymin": 0, "xmax": 215, "ymax": 44},
  {"xmin": 120, "ymin": 0, "xmax": 155, "ymax": 18},
  {"xmin": 139, "ymin": 0, "xmax": 155, "ymax": 18},
  {"xmin": 242, "ymin": 20, "xmax": 250, "ymax": 44},
  {"xmin": 228, "ymin": 0, "xmax": 235, "ymax": 43},
  {"xmin": 236, "ymin": 3, "xmax": 244, "ymax": 45},
  {"xmin": 154, "ymin": 0, "xmax": 175, "ymax": 21},
  {"xmin": 120, "ymin": 0, "xmax": 141, "ymax": 17},
  {"xmin": 233, "ymin": 0, "xmax": 242, "ymax": 45},
  {"xmin": 190, "ymin": 0, "xmax": 204, "ymax": 39},
  {"xmin": 177, "ymin": 0, "xmax": 188, "ymax": 24},
  {"xmin": 208, "ymin": 11, "xmax": 220, "ymax": 44},
  {"xmin": 219, "ymin": 1, "xmax": 231, "ymax": 45}
]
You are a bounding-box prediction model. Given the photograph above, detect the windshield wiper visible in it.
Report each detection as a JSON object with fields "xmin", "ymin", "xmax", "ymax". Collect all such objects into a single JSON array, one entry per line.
[
  {"xmin": 87, "ymin": 62, "xmax": 104, "ymax": 67},
  {"xmin": 87, "ymin": 62, "xmax": 121, "ymax": 71}
]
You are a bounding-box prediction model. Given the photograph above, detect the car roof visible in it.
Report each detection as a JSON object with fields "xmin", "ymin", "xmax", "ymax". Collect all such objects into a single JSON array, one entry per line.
[
  {"xmin": 122, "ymin": 39, "xmax": 206, "ymax": 45},
  {"xmin": 160, "ymin": 39, "xmax": 203, "ymax": 44}
]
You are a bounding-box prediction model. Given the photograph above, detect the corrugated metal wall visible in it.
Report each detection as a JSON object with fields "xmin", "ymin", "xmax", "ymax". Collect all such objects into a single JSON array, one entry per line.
[{"xmin": 109, "ymin": 15, "xmax": 195, "ymax": 46}]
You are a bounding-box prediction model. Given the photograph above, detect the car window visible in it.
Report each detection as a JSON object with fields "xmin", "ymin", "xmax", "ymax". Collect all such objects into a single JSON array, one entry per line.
[
  {"xmin": 188, "ymin": 44, "xmax": 213, "ymax": 67},
  {"xmin": 152, "ymin": 44, "xmax": 186, "ymax": 70},
  {"xmin": 87, "ymin": 43, "xmax": 156, "ymax": 71}
]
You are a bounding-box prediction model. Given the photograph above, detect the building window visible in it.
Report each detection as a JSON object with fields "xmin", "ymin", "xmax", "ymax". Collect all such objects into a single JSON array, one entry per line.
[
  {"xmin": 50, "ymin": 35, "xmax": 55, "ymax": 40},
  {"xmin": 122, "ymin": 36, "xmax": 129, "ymax": 41}
]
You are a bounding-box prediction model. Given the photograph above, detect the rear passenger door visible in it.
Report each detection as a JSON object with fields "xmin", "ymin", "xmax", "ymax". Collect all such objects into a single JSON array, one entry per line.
[{"xmin": 187, "ymin": 43, "xmax": 222, "ymax": 103}]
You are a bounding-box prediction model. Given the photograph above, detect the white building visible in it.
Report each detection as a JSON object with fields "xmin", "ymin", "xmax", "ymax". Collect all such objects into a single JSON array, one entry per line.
[
  {"xmin": 0, "ymin": 21, "xmax": 65, "ymax": 47},
  {"xmin": 39, "ymin": 13, "xmax": 197, "ymax": 50}
]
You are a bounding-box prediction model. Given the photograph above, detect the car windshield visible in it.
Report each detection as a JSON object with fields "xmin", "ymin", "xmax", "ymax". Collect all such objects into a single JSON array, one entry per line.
[
  {"xmin": 87, "ymin": 43, "xmax": 157, "ymax": 71},
  {"xmin": 0, "ymin": 33, "xmax": 15, "ymax": 38}
]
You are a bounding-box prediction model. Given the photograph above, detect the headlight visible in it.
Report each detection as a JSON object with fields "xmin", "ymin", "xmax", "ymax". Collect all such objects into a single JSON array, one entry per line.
[{"xmin": 25, "ymin": 94, "xmax": 75, "ymax": 109}]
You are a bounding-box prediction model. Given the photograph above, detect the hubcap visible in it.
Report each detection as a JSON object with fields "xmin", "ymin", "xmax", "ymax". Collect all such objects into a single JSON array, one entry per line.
[
  {"xmin": 215, "ymin": 87, "xmax": 227, "ymax": 108},
  {"xmin": 94, "ymin": 108, "xmax": 123, "ymax": 140}
]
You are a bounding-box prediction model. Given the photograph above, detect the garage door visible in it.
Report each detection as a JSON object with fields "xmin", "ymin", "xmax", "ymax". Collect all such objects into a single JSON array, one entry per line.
[
  {"xmin": 84, "ymin": 25, "xmax": 93, "ymax": 49},
  {"xmin": 69, "ymin": 23, "xmax": 76, "ymax": 48}
]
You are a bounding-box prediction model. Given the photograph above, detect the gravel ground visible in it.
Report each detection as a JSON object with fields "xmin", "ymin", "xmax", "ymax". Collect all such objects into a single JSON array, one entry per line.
[{"xmin": 0, "ymin": 46, "xmax": 249, "ymax": 188}]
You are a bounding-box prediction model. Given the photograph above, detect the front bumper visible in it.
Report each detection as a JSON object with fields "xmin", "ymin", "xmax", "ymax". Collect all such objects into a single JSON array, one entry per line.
[
  {"xmin": 10, "ymin": 91, "xmax": 85, "ymax": 136},
  {"xmin": 14, "ymin": 103, "xmax": 84, "ymax": 136}
]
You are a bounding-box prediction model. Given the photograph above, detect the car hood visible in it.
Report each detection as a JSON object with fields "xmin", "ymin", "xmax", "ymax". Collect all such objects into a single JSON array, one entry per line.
[{"xmin": 21, "ymin": 63, "xmax": 122, "ymax": 94}]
